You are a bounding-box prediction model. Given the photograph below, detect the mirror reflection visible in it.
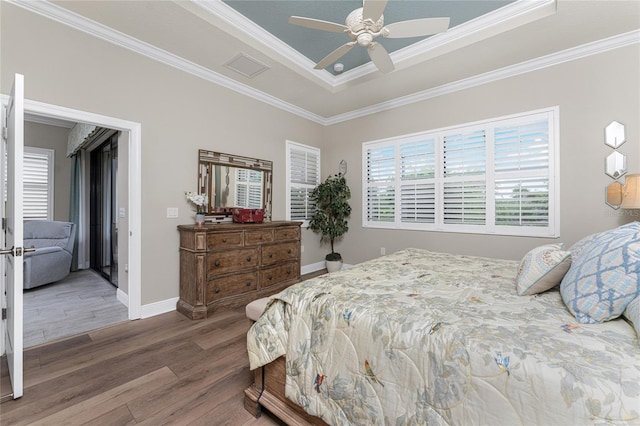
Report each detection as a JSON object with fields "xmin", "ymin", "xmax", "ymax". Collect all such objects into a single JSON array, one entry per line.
[
  {"xmin": 198, "ymin": 150, "xmax": 273, "ymax": 220},
  {"xmin": 605, "ymin": 151, "xmax": 627, "ymax": 179}
]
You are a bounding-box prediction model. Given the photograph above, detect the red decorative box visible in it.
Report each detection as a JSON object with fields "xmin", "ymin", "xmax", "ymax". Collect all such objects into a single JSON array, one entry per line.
[{"xmin": 232, "ymin": 208, "xmax": 264, "ymax": 223}]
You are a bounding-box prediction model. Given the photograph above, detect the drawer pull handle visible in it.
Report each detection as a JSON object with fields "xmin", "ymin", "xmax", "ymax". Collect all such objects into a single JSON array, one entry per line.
[
  {"xmin": 259, "ymin": 235, "xmax": 263, "ymax": 240},
  {"xmin": 222, "ymin": 238, "xmax": 227, "ymax": 243},
  {"xmin": 215, "ymin": 287, "xmax": 220, "ymax": 293},
  {"xmin": 269, "ymin": 253, "xmax": 273, "ymax": 258},
  {"xmin": 246, "ymin": 256, "xmax": 252, "ymax": 262},
  {"xmin": 268, "ymin": 275, "xmax": 273, "ymax": 280},
  {"xmin": 215, "ymin": 260, "xmax": 221, "ymax": 267},
  {"xmin": 246, "ymin": 281, "xmax": 252, "ymax": 287},
  {"xmin": 287, "ymin": 249, "xmax": 292, "ymax": 254},
  {"xmin": 287, "ymin": 269, "xmax": 291, "ymax": 275}
]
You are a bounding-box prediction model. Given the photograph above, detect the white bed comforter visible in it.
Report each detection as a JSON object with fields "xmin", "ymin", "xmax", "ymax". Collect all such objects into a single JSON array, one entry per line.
[{"xmin": 247, "ymin": 248, "xmax": 640, "ymax": 425}]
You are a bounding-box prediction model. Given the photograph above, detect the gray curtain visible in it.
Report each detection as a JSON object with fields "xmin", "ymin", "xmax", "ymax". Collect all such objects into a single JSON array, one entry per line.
[{"xmin": 69, "ymin": 154, "xmax": 81, "ymax": 271}]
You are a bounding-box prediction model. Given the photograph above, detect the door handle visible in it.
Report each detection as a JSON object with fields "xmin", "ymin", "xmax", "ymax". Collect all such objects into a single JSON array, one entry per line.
[{"xmin": 0, "ymin": 246, "xmax": 36, "ymax": 256}]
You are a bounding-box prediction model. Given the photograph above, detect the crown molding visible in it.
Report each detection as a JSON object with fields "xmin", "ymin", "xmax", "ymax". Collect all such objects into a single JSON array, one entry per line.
[
  {"xmin": 189, "ymin": 0, "xmax": 335, "ymax": 87},
  {"xmin": 195, "ymin": 0, "xmax": 557, "ymax": 86},
  {"xmin": 6, "ymin": 1, "xmax": 639, "ymax": 128},
  {"xmin": 7, "ymin": 0, "xmax": 326, "ymax": 125},
  {"xmin": 325, "ymin": 30, "xmax": 640, "ymax": 125},
  {"xmin": 332, "ymin": 0, "xmax": 557, "ymax": 83}
]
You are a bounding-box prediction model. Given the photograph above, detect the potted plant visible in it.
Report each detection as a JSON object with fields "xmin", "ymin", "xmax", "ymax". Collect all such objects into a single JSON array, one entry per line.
[
  {"xmin": 308, "ymin": 173, "xmax": 351, "ymax": 272},
  {"xmin": 185, "ymin": 191, "xmax": 208, "ymax": 226}
]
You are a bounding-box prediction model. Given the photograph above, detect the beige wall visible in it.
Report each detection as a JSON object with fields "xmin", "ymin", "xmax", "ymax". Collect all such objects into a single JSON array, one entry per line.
[
  {"xmin": 3, "ymin": 4, "xmax": 639, "ymax": 308},
  {"xmin": 1, "ymin": 4, "xmax": 325, "ymax": 305},
  {"xmin": 23, "ymin": 121, "xmax": 71, "ymax": 222},
  {"xmin": 322, "ymin": 45, "xmax": 640, "ymax": 263}
]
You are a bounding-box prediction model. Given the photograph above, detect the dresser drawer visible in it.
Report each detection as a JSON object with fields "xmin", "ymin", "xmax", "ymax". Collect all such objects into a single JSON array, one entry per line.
[
  {"xmin": 207, "ymin": 248, "xmax": 259, "ymax": 276},
  {"xmin": 274, "ymin": 226, "xmax": 300, "ymax": 241},
  {"xmin": 260, "ymin": 262, "xmax": 299, "ymax": 288},
  {"xmin": 207, "ymin": 231, "xmax": 243, "ymax": 250},
  {"xmin": 262, "ymin": 242, "xmax": 299, "ymax": 266},
  {"xmin": 245, "ymin": 229, "xmax": 274, "ymax": 245},
  {"xmin": 207, "ymin": 272, "xmax": 258, "ymax": 301}
]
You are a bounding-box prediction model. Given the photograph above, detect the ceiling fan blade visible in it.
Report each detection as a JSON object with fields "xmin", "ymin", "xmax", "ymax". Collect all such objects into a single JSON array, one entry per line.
[
  {"xmin": 367, "ymin": 42, "xmax": 394, "ymax": 73},
  {"xmin": 362, "ymin": 0, "xmax": 387, "ymax": 22},
  {"xmin": 314, "ymin": 42, "xmax": 356, "ymax": 70},
  {"xmin": 289, "ymin": 16, "xmax": 348, "ymax": 33},
  {"xmin": 384, "ymin": 17, "xmax": 450, "ymax": 38}
]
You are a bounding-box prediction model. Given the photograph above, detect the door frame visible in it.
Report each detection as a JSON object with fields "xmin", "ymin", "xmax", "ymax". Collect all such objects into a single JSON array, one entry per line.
[{"xmin": 2, "ymin": 97, "xmax": 142, "ymax": 320}]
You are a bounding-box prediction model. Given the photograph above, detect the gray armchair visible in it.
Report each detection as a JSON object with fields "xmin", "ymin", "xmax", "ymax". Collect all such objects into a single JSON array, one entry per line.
[{"xmin": 23, "ymin": 220, "xmax": 76, "ymax": 290}]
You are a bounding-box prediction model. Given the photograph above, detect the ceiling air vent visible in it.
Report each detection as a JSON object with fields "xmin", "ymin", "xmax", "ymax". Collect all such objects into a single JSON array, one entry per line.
[{"xmin": 224, "ymin": 53, "xmax": 270, "ymax": 78}]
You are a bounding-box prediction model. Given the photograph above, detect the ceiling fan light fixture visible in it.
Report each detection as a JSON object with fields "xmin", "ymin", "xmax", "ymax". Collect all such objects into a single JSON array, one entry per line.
[{"xmin": 357, "ymin": 32, "xmax": 374, "ymax": 47}]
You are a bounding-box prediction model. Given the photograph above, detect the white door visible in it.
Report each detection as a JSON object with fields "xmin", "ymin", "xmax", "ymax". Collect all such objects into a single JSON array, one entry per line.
[{"xmin": 2, "ymin": 73, "xmax": 25, "ymax": 399}]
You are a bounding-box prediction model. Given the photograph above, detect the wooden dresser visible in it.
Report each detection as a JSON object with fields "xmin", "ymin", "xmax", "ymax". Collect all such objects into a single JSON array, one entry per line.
[{"xmin": 177, "ymin": 221, "xmax": 302, "ymax": 319}]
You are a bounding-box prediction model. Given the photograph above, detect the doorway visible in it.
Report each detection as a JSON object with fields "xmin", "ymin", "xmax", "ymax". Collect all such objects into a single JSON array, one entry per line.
[
  {"xmin": 90, "ymin": 135, "xmax": 118, "ymax": 287},
  {"xmin": 13, "ymin": 98, "xmax": 142, "ymax": 320}
]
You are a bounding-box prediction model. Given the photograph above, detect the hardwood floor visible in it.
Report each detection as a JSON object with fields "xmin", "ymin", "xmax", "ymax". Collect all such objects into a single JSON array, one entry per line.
[{"xmin": 0, "ymin": 306, "xmax": 286, "ymax": 425}]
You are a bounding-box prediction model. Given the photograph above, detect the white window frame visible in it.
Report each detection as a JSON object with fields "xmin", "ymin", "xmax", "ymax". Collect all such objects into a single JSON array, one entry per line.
[
  {"xmin": 362, "ymin": 107, "xmax": 560, "ymax": 237},
  {"xmin": 23, "ymin": 146, "xmax": 55, "ymax": 221},
  {"xmin": 286, "ymin": 140, "xmax": 321, "ymax": 227}
]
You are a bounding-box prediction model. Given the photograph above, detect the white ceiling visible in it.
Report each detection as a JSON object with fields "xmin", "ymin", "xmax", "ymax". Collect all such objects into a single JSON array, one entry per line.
[{"xmin": 13, "ymin": 0, "xmax": 640, "ymax": 124}]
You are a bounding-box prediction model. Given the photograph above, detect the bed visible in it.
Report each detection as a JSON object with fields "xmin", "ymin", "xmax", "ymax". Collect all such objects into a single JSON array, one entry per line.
[{"xmin": 245, "ymin": 224, "xmax": 640, "ymax": 425}]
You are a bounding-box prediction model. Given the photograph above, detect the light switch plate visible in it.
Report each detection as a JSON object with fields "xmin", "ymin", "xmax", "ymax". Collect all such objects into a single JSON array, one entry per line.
[
  {"xmin": 119, "ymin": 207, "xmax": 126, "ymax": 218},
  {"xmin": 167, "ymin": 207, "xmax": 179, "ymax": 218}
]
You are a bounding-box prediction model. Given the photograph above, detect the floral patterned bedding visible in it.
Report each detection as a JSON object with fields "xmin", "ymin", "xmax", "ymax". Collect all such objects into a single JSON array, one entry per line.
[{"xmin": 247, "ymin": 248, "xmax": 640, "ymax": 425}]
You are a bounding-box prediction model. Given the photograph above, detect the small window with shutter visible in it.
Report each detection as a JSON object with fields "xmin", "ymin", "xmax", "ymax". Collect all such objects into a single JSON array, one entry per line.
[
  {"xmin": 286, "ymin": 141, "xmax": 320, "ymax": 226},
  {"xmin": 23, "ymin": 147, "xmax": 54, "ymax": 221},
  {"xmin": 362, "ymin": 107, "xmax": 558, "ymax": 237}
]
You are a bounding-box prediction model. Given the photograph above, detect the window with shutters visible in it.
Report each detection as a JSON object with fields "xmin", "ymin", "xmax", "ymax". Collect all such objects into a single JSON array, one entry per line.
[
  {"xmin": 362, "ymin": 107, "xmax": 558, "ymax": 237},
  {"xmin": 286, "ymin": 141, "xmax": 320, "ymax": 226},
  {"xmin": 24, "ymin": 147, "xmax": 55, "ymax": 221},
  {"xmin": 234, "ymin": 168, "xmax": 263, "ymax": 208}
]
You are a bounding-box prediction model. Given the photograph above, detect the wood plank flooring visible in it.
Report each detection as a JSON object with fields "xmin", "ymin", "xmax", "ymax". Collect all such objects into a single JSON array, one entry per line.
[{"xmin": 0, "ymin": 306, "xmax": 285, "ymax": 425}]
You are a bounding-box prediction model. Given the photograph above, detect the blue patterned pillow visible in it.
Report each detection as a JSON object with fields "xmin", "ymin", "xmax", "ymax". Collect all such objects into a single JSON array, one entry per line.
[{"xmin": 560, "ymin": 222, "xmax": 640, "ymax": 324}]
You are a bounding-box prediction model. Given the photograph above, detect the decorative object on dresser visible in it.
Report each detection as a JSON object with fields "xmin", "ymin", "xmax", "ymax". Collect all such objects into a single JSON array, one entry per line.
[
  {"xmin": 185, "ymin": 191, "xmax": 208, "ymax": 226},
  {"xmin": 198, "ymin": 149, "xmax": 273, "ymax": 221},
  {"xmin": 177, "ymin": 221, "xmax": 302, "ymax": 319}
]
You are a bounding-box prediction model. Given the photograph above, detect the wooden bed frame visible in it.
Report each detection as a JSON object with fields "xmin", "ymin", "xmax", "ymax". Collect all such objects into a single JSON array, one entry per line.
[{"xmin": 244, "ymin": 356, "xmax": 327, "ymax": 425}]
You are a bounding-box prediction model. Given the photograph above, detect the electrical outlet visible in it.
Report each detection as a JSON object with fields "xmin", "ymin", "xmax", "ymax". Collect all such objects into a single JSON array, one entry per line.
[
  {"xmin": 380, "ymin": 247, "xmax": 386, "ymax": 256},
  {"xmin": 167, "ymin": 207, "xmax": 179, "ymax": 218},
  {"xmin": 301, "ymin": 245, "xmax": 305, "ymax": 253}
]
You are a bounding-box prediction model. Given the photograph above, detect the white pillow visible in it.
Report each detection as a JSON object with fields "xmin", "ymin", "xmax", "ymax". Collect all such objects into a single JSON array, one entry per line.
[{"xmin": 516, "ymin": 244, "xmax": 572, "ymax": 296}]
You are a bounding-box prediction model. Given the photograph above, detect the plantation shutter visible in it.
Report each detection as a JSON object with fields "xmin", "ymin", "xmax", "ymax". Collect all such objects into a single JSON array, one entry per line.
[
  {"xmin": 494, "ymin": 119, "xmax": 550, "ymax": 227},
  {"xmin": 442, "ymin": 129, "xmax": 486, "ymax": 225},
  {"xmin": 23, "ymin": 147, "xmax": 54, "ymax": 220},
  {"xmin": 365, "ymin": 143, "xmax": 395, "ymax": 223},
  {"xmin": 400, "ymin": 137, "xmax": 436, "ymax": 223},
  {"xmin": 235, "ymin": 169, "xmax": 264, "ymax": 208},
  {"xmin": 361, "ymin": 107, "xmax": 558, "ymax": 237},
  {"xmin": 287, "ymin": 142, "xmax": 320, "ymax": 221}
]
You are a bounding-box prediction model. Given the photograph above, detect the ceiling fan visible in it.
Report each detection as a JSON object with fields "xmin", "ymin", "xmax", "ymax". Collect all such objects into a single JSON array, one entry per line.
[{"xmin": 289, "ymin": 0, "xmax": 450, "ymax": 74}]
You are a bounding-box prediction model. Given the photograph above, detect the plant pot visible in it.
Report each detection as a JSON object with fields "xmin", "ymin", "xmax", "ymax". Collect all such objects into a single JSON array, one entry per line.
[
  {"xmin": 195, "ymin": 213, "xmax": 206, "ymax": 226},
  {"xmin": 326, "ymin": 259, "xmax": 343, "ymax": 273}
]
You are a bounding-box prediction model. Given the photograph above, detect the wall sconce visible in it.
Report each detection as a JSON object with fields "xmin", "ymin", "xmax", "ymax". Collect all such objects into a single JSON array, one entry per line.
[{"xmin": 621, "ymin": 174, "xmax": 640, "ymax": 209}]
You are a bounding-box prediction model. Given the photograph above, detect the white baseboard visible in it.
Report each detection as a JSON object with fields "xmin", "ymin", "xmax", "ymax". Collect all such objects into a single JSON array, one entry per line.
[
  {"xmin": 301, "ymin": 261, "xmax": 325, "ymax": 275},
  {"xmin": 131, "ymin": 262, "xmax": 350, "ymax": 320},
  {"xmin": 140, "ymin": 297, "xmax": 179, "ymax": 319},
  {"xmin": 116, "ymin": 288, "xmax": 129, "ymax": 307}
]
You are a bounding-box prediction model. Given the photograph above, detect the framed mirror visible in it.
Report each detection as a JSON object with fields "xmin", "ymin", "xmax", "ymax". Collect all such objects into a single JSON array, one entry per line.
[{"xmin": 198, "ymin": 150, "xmax": 273, "ymax": 221}]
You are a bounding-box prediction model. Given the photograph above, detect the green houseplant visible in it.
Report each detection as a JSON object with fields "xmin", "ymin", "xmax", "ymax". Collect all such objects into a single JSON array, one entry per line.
[{"xmin": 308, "ymin": 173, "xmax": 351, "ymax": 271}]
